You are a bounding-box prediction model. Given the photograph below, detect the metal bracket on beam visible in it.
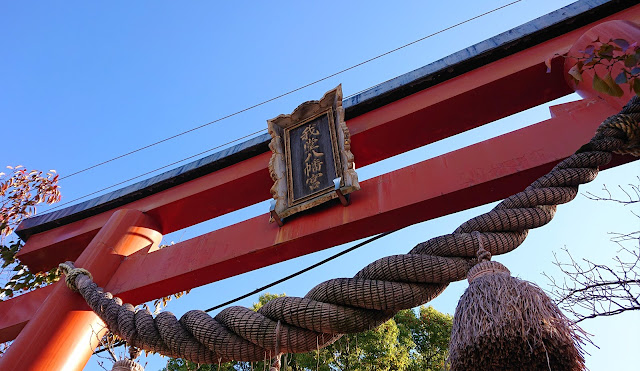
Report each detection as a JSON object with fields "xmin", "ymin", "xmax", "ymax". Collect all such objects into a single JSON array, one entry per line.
[
  {"xmin": 334, "ymin": 178, "xmax": 350, "ymax": 206},
  {"xmin": 269, "ymin": 200, "xmax": 284, "ymax": 227}
]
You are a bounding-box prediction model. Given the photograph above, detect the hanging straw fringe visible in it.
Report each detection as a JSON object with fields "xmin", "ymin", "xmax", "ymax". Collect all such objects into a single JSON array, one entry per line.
[
  {"xmin": 269, "ymin": 321, "xmax": 282, "ymax": 371},
  {"xmin": 449, "ymin": 260, "xmax": 586, "ymax": 370},
  {"xmin": 111, "ymin": 359, "xmax": 144, "ymax": 371},
  {"xmin": 58, "ymin": 97, "xmax": 640, "ymax": 366}
]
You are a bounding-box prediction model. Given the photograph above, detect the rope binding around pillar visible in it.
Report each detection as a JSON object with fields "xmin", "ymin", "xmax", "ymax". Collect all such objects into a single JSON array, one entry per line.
[{"xmin": 58, "ymin": 96, "xmax": 640, "ymax": 370}]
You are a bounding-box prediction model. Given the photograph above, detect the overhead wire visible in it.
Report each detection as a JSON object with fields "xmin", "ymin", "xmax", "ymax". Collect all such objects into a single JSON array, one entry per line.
[
  {"xmin": 58, "ymin": 0, "xmax": 522, "ymax": 184},
  {"xmin": 47, "ymin": 0, "xmax": 523, "ymax": 214},
  {"xmin": 203, "ymin": 229, "xmax": 397, "ymax": 312},
  {"xmin": 44, "ymin": 128, "xmax": 267, "ymax": 212}
]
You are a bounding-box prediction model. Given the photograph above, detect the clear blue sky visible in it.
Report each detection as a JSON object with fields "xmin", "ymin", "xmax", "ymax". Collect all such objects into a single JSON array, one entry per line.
[{"xmin": 1, "ymin": 1, "xmax": 638, "ymax": 370}]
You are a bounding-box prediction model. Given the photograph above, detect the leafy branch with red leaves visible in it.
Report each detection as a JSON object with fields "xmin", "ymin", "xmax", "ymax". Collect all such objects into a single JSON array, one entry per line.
[
  {"xmin": 1, "ymin": 166, "xmax": 61, "ymax": 299},
  {"xmin": 566, "ymin": 38, "xmax": 640, "ymax": 97}
]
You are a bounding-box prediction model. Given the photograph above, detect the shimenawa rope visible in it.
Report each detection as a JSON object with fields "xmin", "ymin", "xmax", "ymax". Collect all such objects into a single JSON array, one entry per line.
[{"xmin": 59, "ymin": 96, "xmax": 640, "ymax": 366}]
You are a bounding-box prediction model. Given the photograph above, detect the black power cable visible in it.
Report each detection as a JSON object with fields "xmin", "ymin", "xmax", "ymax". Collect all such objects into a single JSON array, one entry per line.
[
  {"xmin": 204, "ymin": 230, "xmax": 397, "ymax": 313},
  {"xmin": 93, "ymin": 229, "xmax": 398, "ymax": 355}
]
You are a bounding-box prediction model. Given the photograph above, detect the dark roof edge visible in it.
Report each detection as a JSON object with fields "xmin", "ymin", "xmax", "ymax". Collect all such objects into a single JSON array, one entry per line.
[
  {"xmin": 16, "ymin": 134, "xmax": 271, "ymax": 239},
  {"xmin": 343, "ymin": 0, "xmax": 631, "ymax": 118},
  {"xmin": 16, "ymin": 0, "xmax": 635, "ymax": 240}
]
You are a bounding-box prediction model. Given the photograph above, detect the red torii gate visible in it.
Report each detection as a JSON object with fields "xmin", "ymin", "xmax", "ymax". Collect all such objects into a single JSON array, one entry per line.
[{"xmin": 1, "ymin": 1, "xmax": 639, "ymax": 370}]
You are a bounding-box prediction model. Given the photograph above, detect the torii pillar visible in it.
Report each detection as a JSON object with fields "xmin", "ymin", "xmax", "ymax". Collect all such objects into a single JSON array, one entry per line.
[{"xmin": 0, "ymin": 210, "xmax": 161, "ymax": 371}]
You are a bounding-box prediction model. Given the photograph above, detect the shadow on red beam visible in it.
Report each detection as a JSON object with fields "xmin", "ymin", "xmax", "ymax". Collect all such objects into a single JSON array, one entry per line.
[
  {"xmin": 107, "ymin": 98, "xmax": 633, "ymax": 305},
  {"xmin": 0, "ymin": 285, "xmax": 54, "ymax": 343}
]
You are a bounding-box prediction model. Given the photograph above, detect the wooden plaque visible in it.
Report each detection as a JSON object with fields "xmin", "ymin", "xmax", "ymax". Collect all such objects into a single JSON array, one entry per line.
[{"xmin": 268, "ymin": 85, "xmax": 359, "ymax": 223}]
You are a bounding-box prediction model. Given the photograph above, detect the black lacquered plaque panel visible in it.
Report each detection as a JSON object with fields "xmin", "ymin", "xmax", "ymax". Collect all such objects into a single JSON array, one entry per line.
[{"xmin": 285, "ymin": 111, "xmax": 340, "ymax": 205}]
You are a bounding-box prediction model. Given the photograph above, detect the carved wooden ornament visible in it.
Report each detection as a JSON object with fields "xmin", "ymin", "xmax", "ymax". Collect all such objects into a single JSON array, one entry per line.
[{"xmin": 268, "ymin": 85, "xmax": 359, "ymax": 224}]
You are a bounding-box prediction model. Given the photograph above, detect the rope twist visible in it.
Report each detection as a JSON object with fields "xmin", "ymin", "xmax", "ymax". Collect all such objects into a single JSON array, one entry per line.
[
  {"xmin": 596, "ymin": 112, "xmax": 640, "ymax": 156},
  {"xmin": 60, "ymin": 96, "xmax": 640, "ymax": 364},
  {"xmin": 467, "ymin": 261, "xmax": 510, "ymax": 283},
  {"xmin": 59, "ymin": 261, "xmax": 93, "ymax": 293},
  {"xmin": 111, "ymin": 359, "xmax": 144, "ymax": 371}
]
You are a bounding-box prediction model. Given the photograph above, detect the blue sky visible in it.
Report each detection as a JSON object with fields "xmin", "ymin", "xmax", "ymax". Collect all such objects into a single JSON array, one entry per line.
[{"xmin": 2, "ymin": 1, "xmax": 639, "ymax": 370}]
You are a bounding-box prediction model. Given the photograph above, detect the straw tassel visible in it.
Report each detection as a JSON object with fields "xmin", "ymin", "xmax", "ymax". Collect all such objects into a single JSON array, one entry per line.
[
  {"xmin": 449, "ymin": 233, "xmax": 586, "ymax": 370},
  {"xmin": 111, "ymin": 359, "xmax": 144, "ymax": 371},
  {"xmin": 110, "ymin": 346, "xmax": 144, "ymax": 371}
]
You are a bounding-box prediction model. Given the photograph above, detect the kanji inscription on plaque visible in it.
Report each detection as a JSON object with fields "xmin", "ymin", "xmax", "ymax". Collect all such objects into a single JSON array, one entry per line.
[
  {"xmin": 286, "ymin": 112, "xmax": 339, "ymax": 203},
  {"xmin": 267, "ymin": 85, "xmax": 359, "ymax": 224}
]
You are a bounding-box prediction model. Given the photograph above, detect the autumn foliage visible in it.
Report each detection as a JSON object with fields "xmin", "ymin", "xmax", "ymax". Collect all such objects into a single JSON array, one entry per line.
[
  {"xmin": 0, "ymin": 166, "xmax": 61, "ymax": 299},
  {"xmin": 566, "ymin": 38, "xmax": 640, "ymax": 97}
]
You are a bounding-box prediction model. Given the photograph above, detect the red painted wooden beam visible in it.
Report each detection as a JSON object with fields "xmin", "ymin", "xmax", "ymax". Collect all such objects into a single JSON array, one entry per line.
[
  {"xmin": 16, "ymin": 152, "xmax": 273, "ymax": 273},
  {"xmin": 0, "ymin": 285, "xmax": 53, "ymax": 343},
  {"xmin": 0, "ymin": 210, "xmax": 162, "ymax": 371},
  {"xmin": 16, "ymin": 3, "xmax": 640, "ymax": 272},
  {"xmin": 1, "ymin": 98, "xmax": 636, "ymax": 341},
  {"xmin": 103, "ymin": 98, "xmax": 635, "ymax": 304},
  {"xmin": 14, "ymin": 61, "xmax": 571, "ymax": 273}
]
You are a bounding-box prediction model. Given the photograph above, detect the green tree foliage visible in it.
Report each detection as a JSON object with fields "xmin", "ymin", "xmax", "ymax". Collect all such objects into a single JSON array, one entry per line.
[
  {"xmin": 397, "ymin": 306, "xmax": 452, "ymax": 370},
  {"xmin": 163, "ymin": 293, "xmax": 452, "ymax": 371},
  {"xmin": 250, "ymin": 292, "xmax": 286, "ymax": 311}
]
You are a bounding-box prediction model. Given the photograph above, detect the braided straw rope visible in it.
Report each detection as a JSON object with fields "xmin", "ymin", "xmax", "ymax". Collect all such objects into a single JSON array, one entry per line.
[
  {"xmin": 58, "ymin": 262, "xmax": 92, "ymax": 293},
  {"xmin": 60, "ymin": 97, "xmax": 640, "ymax": 364}
]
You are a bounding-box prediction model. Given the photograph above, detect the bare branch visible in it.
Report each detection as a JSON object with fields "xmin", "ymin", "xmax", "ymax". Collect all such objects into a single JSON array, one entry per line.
[
  {"xmin": 549, "ymin": 178, "xmax": 640, "ymax": 322},
  {"xmin": 90, "ymin": 324, "xmax": 120, "ymax": 369},
  {"xmin": 583, "ymin": 177, "xmax": 640, "ymax": 205},
  {"xmin": 547, "ymin": 234, "xmax": 639, "ymax": 322}
]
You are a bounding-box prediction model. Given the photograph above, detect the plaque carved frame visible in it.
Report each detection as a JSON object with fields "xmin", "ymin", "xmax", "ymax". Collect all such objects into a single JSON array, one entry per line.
[{"xmin": 268, "ymin": 85, "xmax": 359, "ymax": 223}]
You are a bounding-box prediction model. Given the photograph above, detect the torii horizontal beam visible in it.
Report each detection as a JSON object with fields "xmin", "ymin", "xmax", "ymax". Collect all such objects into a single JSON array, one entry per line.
[
  {"xmin": 1, "ymin": 97, "xmax": 635, "ymax": 343},
  {"xmin": 16, "ymin": 58, "xmax": 572, "ymax": 273},
  {"xmin": 104, "ymin": 99, "xmax": 634, "ymax": 304}
]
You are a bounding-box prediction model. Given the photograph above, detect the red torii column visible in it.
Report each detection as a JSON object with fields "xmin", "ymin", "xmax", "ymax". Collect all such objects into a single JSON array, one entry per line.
[{"xmin": 0, "ymin": 210, "xmax": 161, "ymax": 371}]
